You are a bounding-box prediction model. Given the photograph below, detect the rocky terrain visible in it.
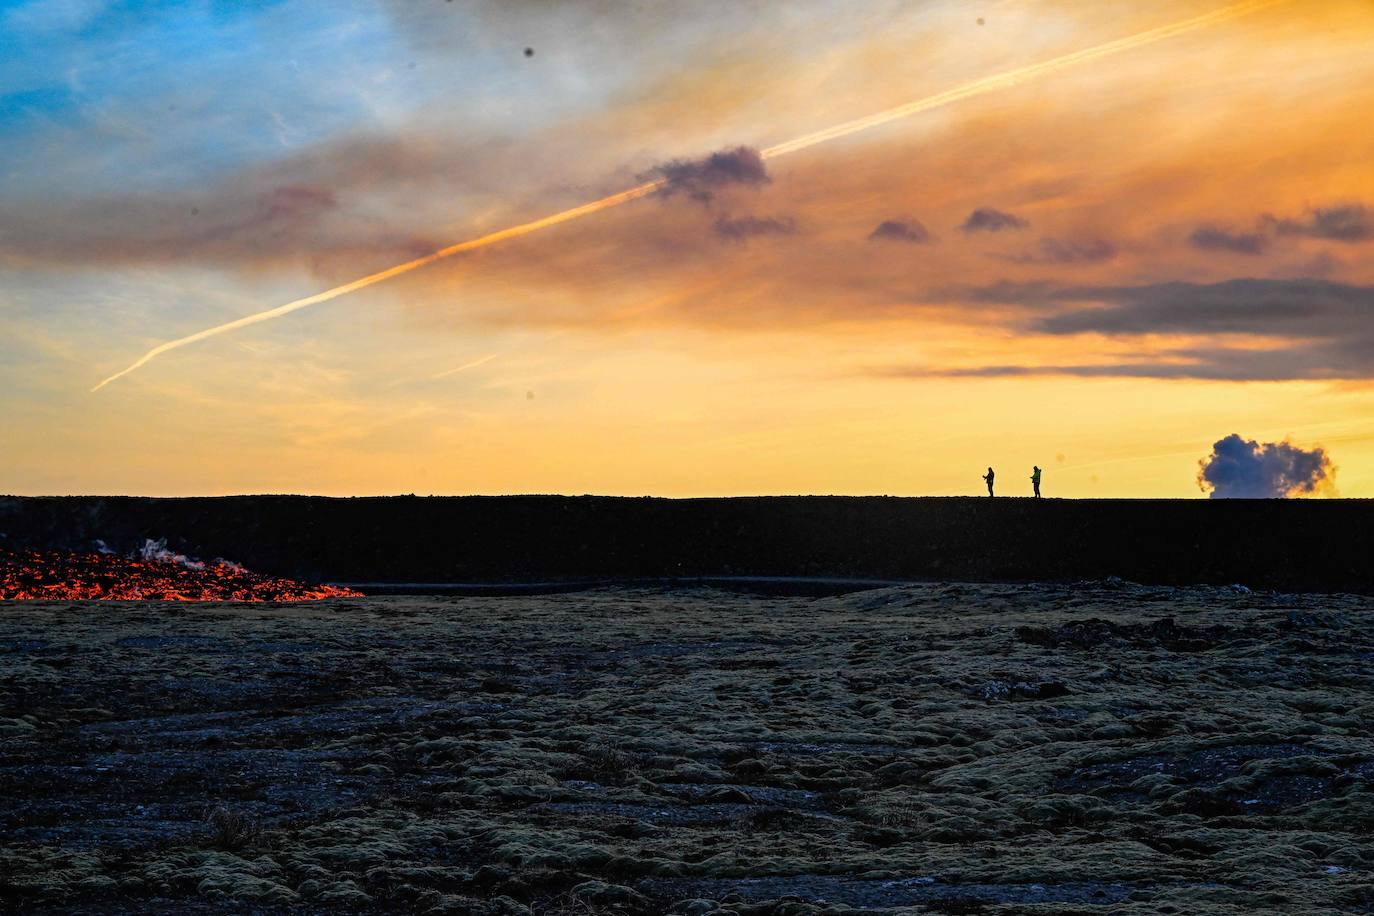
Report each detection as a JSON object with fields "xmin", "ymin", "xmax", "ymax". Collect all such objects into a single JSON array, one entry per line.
[{"xmin": 5, "ymin": 581, "xmax": 1374, "ymax": 913}]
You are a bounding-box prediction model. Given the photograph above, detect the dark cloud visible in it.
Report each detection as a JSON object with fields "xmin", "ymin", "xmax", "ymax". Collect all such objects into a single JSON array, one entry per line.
[
  {"xmin": 960, "ymin": 207, "xmax": 1029, "ymax": 234},
  {"xmin": 713, "ymin": 215, "xmax": 796, "ymax": 242},
  {"xmin": 868, "ymin": 219, "xmax": 932, "ymax": 244},
  {"xmin": 1034, "ymin": 278, "xmax": 1374, "ymax": 337},
  {"xmin": 1188, "ymin": 225, "xmax": 1268, "ymax": 255},
  {"xmin": 1197, "ymin": 433, "xmax": 1334, "ymax": 498},
  {"xmin": 894, "ymin": 278, "xmax": 1374, "ymax": 381},
  {"xmin": 1268, "ymin": 203, "xmax": 1374, "ymax": 243},
  {"xmin": 875, "ymin": 353, "xmax": 1346, "ymax": 382},
  {"xmin": 929, "ymin": 279, "xmax": 1057, "ymax": 305},
  {"xmin": 1003, "ymin": 237, "xmax": 1115, "ymax": 264},
  {"xmin": 1031, "ymin": 278, "xmax": 1374, "ymax": 380},
  {"xmin": 649, "ymin": 146, "xmax": 770, "ymax": 203},
  {"xmin": 1182, "ymin": 203, "xmax": 1372, "ymax": 258},
  {"xmin": 873, "ymin": 363, "xmax": 1106, "ymax": 380}
]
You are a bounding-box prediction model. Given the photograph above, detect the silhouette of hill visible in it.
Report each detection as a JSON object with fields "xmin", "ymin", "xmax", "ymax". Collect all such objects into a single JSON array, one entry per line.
[{"xmin": 1, "ymin": 495, "xmax": 1369, "ymax": 593}]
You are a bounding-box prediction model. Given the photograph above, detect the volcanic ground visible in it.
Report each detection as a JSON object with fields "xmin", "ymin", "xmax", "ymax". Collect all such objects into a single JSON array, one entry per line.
[{"xmin": 5, "ymin": 581, "xmax": 1374, "ymax": 914}]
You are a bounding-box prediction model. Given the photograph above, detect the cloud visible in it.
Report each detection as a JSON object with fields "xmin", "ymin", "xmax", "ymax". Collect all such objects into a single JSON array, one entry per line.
[
  {"xmin": 1034, "ymin": 278, "xmax": 1374, "ymax": 337},
  {"xmin": 1184, "ymin": 203, "xmax": 1373, "ymax": 256},
  {"xmin": 960, "ymin": 207, "xmax": 1029, "ymax": 234},
  {"xmin": 1003, "ymin": 236, "xmax": 1115, "ymax": 264},
  {"xmin": 883, "ymin": 278, "xmax": 1374, "ymax": 381},
  {"xmin": 206, "ymin": 185, "xmax": 337, "ymax": 240},
  {"xmin": 1197, "ymin": 433, "xmax": 1334, "ymax": 498},
  {"xmin": 648, "ymin": 146, "xmax": 770, "ymax": 203},
  {"xmin": 0, "ymin": 178, "xmax": 369, "ymax": 273},
  {"xmin": 1188, "ymin": 225, "xmax": 1268, "ymax": 255},
  {"xmin": 875, "ymin": 353, "xmax": 1345, "ymax": 382},
  {"xmin": 0, "ymin": 130, "xmax": 562, "ymax": 273},
  {"xmin": 1268, "ymin": 203, "xmax": 1374, "ymax": 243},
  {"xmin": 9, "ymin": 6, "xmax": 1368, "ymax": 395},
  {"xmin": 712, "ymin": 214, "xmax": 796, "ymax": 242},
  {"xmin": 4, "ymin": 0, "xmax": 108, "ymax": 35},
  {"xmin": 868, "ymin": 219, "xmax": 932, "ymax": 244},
  {"xmin": 930, "ymin": 279, "xmax": 1057, "ymax": 306}
]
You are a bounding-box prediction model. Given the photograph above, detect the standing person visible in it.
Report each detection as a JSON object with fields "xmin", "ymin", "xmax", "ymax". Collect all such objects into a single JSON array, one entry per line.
[
  {"xmin": 983, "ymin": 467, "xmax": 995, "ymax": 497},
  {"xmin": 1031, "ymin": 465, "xmax": 1042, "ymax": 498}
]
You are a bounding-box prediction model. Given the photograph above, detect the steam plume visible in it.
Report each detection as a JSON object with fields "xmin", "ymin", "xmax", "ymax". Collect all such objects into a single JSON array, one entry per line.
[
  {"xmin": 139, "ymin": 537, "xmax": 206, "ymax": 569},
  {"xmin": 92, "ymin": 0, "xmax": 1288, "ymax": 391}
]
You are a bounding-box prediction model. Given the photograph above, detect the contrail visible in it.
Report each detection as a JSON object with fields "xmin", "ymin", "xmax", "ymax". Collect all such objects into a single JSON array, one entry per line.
[
  {"xmin": 92, "ymin": 182, "xmax": 663, "ymax": 390},
  {"xmin": 758, "ymin": 0, "xmax": 1286, "ymax": 159},
  {"xmin": 432, "ymin": 351, "xmax": 502, "ymax": 379},
  {"xmin": 92, "ymin": 0, "xmax": 1286, "ymax": 391}
]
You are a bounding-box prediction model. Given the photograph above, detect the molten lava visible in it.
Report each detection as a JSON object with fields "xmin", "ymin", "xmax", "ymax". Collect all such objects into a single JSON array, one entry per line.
[{"xmin": 0, "ymin": 546, "xmax": 362, "ymax": 602}]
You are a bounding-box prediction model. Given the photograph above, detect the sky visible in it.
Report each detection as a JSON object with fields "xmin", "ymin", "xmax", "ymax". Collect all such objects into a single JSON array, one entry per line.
[{"xmin": 2, "ymin": 0, "xmax": 1373, "ymax": 498}]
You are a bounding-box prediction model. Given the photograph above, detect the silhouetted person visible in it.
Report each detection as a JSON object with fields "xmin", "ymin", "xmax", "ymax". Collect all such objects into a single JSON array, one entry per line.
[
  {"xmin": 1031, "ymin": 465, "xmax": 1042, "ymax": 498},
  {"xmin": 983, "ymin": 467, "xmax": 995, "ymax": 497}
]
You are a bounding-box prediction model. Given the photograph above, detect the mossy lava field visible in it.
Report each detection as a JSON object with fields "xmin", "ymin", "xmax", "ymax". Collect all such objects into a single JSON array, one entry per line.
[{"xmin": 6, "ymin": 581, "xmax": 1374, "ymax": 914}]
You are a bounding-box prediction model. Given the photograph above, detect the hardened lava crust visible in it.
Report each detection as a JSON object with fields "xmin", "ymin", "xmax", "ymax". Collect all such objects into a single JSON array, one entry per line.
[{"xmin": 5, "ymin": 580, "xmax": 1374, "ymax": 913}]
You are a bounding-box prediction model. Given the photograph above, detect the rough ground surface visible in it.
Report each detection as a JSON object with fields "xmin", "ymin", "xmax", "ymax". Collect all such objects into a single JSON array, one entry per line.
[{"xmin": 4, "ymin": 581, "xmax": 1374, "ymax": 914}]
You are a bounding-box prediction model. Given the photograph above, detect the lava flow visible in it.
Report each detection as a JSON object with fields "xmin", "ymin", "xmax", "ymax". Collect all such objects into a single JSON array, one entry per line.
[{"xmin": 0, "ymin": 545, "xmax": 362, "ymax": 602}]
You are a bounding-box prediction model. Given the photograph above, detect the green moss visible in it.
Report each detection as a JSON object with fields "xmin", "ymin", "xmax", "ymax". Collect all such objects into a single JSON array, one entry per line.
[{"xmin": 8, "ymin": 584, "xmax": 1374, "ymax": 913}]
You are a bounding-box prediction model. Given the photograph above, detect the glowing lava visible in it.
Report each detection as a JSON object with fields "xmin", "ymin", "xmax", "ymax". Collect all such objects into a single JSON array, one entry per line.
[{"xmin": 0, "ymin": 547, "xmax": 362, "ymax": 602}]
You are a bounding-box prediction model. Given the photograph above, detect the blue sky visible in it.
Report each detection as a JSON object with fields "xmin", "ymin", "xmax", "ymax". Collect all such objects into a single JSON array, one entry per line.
[{"xmin": 2, "ymin": 0, "xmax": 428, "ymax": 195}]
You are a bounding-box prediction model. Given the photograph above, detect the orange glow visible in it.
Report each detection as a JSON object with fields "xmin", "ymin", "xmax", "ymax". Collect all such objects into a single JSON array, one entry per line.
[
  {"xmin": 90, "ymin": 0, "xmax": 1288, "ymax": 392},
  {"xmin": 90, "ymin": 181, "xmax": 666, "ymax": 391},
  {"xmin": 0, "ymin": 548, "xmax": 362, "ymax": 602},
  {"xmin": 9, "ymin": 0, "xmax": 1374, "ymax": 499}
]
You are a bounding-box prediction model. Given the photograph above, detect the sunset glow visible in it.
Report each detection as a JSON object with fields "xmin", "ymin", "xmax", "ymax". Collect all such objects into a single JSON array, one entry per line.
[{"xmin": 4, "ymin": 0, "xmax": 1373, "ymax": 496}]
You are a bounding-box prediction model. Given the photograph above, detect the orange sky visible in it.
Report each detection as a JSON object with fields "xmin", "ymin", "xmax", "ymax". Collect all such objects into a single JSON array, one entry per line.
[{"xmin": 2, "ymin": 0, "xmax": 1373, "ymax": 497}]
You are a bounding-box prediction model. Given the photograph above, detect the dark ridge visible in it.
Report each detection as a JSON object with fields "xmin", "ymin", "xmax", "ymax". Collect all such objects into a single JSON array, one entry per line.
[
  {"xmin": 0, "ymin": 495, "xmax": 1370, "ymax": 594},
  {"xmin": 345, "ymin": 576, "xmax": 914, "ymax": 597}
]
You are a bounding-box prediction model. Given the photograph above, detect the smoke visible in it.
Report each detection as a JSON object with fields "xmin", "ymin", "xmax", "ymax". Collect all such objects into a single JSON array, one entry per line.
[
  {"xmin": 649, "ymin": 146, "xmax": 769, "ymax": 202},
  {"xmin": 1197, "ymin": 433, "xmax": 1335, "ymax": 498},
  {"xmin": 136, "ymin": 537, "xmax": 243, "ymax": 571},
  {"xmin": 138, "ymin": 538, "xmax": 207, "ymax": 570}
]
